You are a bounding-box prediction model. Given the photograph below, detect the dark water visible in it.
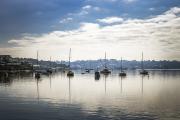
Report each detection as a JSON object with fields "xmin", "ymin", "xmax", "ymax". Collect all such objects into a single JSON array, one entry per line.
[{"xmin": 0, "ymin": 70, "xmax": 180, "ymax": 120}]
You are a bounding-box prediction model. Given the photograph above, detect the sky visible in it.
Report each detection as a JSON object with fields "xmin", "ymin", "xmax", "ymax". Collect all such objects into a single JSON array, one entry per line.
[{"xmin": 0, "ymin": 0, "xmax": 180, "ymax": 61}]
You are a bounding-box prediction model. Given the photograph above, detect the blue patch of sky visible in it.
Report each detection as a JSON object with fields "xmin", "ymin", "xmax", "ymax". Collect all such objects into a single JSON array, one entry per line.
[
  {"xmin": 0, "ymin": 0, "xmax": 84, "ymax": 42},
  {"xmin": 0, "ymin": 0, "xmax": 180, "ymax": 42},
  {"xmin": 57, "ymin": 0, "xmax": 180, "ymax": 31}
]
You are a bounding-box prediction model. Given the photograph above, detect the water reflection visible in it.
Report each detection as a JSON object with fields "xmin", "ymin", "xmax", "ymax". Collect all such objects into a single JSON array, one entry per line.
[
  {"xmin": 49, "ymin": 75, "xmax": 51, "ymax": 89},
  {"xmin": 141, "ymin": 75, "xmax": 144, "ymax": 94},
  {"xmin": 68, "ymin": 76, "xmax": 72, "ymax": 103},
  {"xmin": 0, "ymin": 76, "xmax": 12, "ymax": 85},
  {"xmin": 95, "ymin": 75, "xmax": 100, "ymax": 81},
  {"xmin": 0, "ymin": 70, "xmax": 180, "ymax": 120},
  {"xmin": 119, "ymin": 76, "xmax": 126, "ymax": 93},
  {"xmin": 104, "ymin": 75, "xmax": 107, "ymax": 93},
  {"xmin": 36, "ymin": 77, "xmax": 40, "ymax": 101}
]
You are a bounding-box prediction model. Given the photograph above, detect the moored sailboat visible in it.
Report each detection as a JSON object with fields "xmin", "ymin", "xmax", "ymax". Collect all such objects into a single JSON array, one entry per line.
[
  {"xmin": 100, "ymin": 52, "xmax": 111, "ymax": 75},
  {"xmin": 67, "ymin": 48, "xmax": 74, "ymax": 77},
  {"xmin": 119, "ymin": 57, "xmax": 126, "ymax": 76},
  {"xmin": 47, "ymin": 56, "xmax": 53, "ymax": 74},
  {"xmin": 35, "ymin": 51, "xmax": 41, "ymax": 79},
  {"xmin": 140, "ymin": 52, "xmax": 149, "ymax": 75}
]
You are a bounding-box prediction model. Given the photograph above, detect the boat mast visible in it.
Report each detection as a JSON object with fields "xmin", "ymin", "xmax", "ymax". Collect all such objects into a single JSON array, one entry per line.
[
  {"xmin": 105, "ymin": 52, "xmax": 107, "ymax": 68},
  {"xmin": 141, "ymin": 52, "xmax": 144, "ymax": 71},
  {"xmin": 37, "ymin": 50, "xmax": 39, "ymax": 65},
  {"xmin": 69, "ymin": 48, "xmax": 71, "ymax": 69},
  {"xmin": 121, "ymin": 57, "xmax": 122, "ymax": 72},
  {"xmin": 50, "ymin": 56, "xmax": 51, "ymax": 68}
]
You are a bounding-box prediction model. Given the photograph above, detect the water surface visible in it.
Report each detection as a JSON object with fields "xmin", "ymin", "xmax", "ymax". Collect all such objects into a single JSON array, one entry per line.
[{"xmin": 0, "ymin": 70, "xmax": 180, "ymax": 120}]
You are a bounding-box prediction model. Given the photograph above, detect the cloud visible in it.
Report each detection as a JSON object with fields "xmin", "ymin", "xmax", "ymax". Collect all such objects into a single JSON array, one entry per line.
[
  {"xmin": 82, "ymin": 5, "xmax": 92, "ymax": 10},
  {"xmin": 165, "ymin": 7, "xmax": 180, "ymax": 14},
  {"xmin": 86, "ymin": 0, "xmax": 138, "ymax": 3},
  {"xmin": 4, "ymin": 7, "xmax": 180, "ymax": 60},
  {"xmin": 0, "ymin": 0, "xmax": 84, "ymax": 41},
  {"xmin": 86, "ymin": 0, "xmax": 117, "ymax": 2},
  {"xmin": 97, "ymin": 17, "xmax": 124, "ymax": 24},
  {"xmin": 123, "ymin": 0, "xmax": 138, "ymax": 3},
  {"xmin": 106, "ymin": 0, "xmax": 117, "ymax": 2},
  {"xmin": 67, "ymin": 5, "xmax": 101, "ymax": 17},
  {"xmin": 147, "ymin": 7, "xmax": 180, "ymax": 23},
  {"xmin": 59, "ymin": 17, "xmax": 73, "ymax": 23},
  {"xmin": 81, "ymin": 5, "xmax": 101, "ymax": 12}
]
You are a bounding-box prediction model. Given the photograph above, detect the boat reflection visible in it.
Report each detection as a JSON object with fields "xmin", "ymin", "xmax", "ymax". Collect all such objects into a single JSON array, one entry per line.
[
  {"xmin": 35, "ymin": 77, "xmax": 41, "ymax": 102},
  {"xmin": 119, "ymin": 76, "xmax": 126, "ymax": 93},
  {"xmin": 103, "ymin": 74, "xmax": 109, "ymax": 94},
  {"xmin": 68, "ymin": 76, "xmax": 72, "ymax": 103},
  {"xmin": 0, "ymin": 70, "xmax": 180, "ymax": 120}
]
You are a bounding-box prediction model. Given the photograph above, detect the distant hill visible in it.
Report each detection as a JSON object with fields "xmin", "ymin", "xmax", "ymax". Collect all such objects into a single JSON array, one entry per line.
[
  {"xmin": 58, "ymin": 59, "xmax": 180, "ymax": 70},
  {"xmin": 1, "ymin": 55, "xmax": 180, "ymax": 70}
]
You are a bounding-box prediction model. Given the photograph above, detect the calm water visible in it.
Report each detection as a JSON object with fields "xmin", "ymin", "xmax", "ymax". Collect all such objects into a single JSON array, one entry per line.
[{"xmin": 0, "ymin": 70, "xmax": 180, "ymax": 120}]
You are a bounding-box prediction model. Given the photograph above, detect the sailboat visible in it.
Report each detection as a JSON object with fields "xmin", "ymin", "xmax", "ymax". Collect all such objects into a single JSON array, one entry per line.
[
  {"xmin": 81, "ymin": 68, "xmax": 85, "ymax": 74},
  {"xmin": 80, "ymin": 64, "xmax": 85, "ymax": 74},
  {"xmin": 67, "ymin": 48, "xmax": 74, "ymax": 77},
  {"xmin": 119, "ymin": 57, "xmax": 126, "ymax": 76},
  {"xmin": 47, "ymin": 56, "xmax": 53, "ymax": 74},
  {"xmin": 140, "ymin": 52, "xmax": 148, "ymax": 75},
  {"xmin": 100, "ymin": 52, "xmax": 111, "ymax": 74},
  {"xmin": 35, "ymin": 51, "xmax": 41, "ymax": 79}
]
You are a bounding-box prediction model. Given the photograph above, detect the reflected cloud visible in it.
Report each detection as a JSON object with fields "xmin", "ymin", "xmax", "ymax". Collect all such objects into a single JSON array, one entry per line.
[{"xmin": 0, "ymin": 71, "xmax": 180, "ymax": 119}]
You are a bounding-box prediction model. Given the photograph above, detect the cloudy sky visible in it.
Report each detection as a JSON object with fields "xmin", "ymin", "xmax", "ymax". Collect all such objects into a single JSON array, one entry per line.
[{"xmin": 0, "ymin": 0, "xmax": 180, "ymax": 61}]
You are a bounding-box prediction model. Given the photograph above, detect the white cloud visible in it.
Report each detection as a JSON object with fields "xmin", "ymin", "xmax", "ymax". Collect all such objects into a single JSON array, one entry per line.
[
  {"xmin": 80, "ymin": 23, "xmax": 100, "ymax": 31},
  {"xmin": 59, "ymin": 17, "xmax": 73, "ymax": 23},
  {"xmin": 147, "ymin": 7, "xmax": 180, "ymax": 23},
  {"xmin": 68, "ymin": 5, "xmax": 101, "ymax": 17},
  {"xmin": 97, "ymin": 17, "xmax": 124, "ymax": 24},
  {"xmin": 165, "ymin": 7, "xmax": 180, "ymax": 14},
  {"xmin": 78, "ymin": 10, "xmax": 89, "ymax": 16},
  {"xmin": 82, "ymin": 5, "xmax": 101, "ymax": 12},
  {"xmin": 5, "ymin": 7, "xmax": 180, "ymax": 60},
  {"xmin": 106, "ymin": 0, "xmax": 117, "ymax": 2},
  {"xmin": 123, "ymin": 0, "xmax": 138, "ymax": 3},
  {"xmin": 82, "ymin": 5, "xmax": 92, "ymax": 10},
  {"xmin": 86, "ymin": 0, "xmax": 117, "ymax": 2},
  {"xmin": 87, "ymin": 0, "xmax": 137, "ymax": 3}
]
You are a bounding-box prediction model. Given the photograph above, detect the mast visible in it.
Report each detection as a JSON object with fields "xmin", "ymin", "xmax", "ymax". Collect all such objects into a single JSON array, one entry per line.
[
  {"xmin": 37, "ymin": 51, "xmax": 39, "ymax": 65},
  {"xmin": 105, "ymin": 52, "xmax": 107, "ymax": 68},
  {"xmin": 121, "ymin": 57, "xmax": 122, "ymax": 72},
  {"xmin": 69, "ymin": 48, "xmax": 71, "ymax": 69},
  {"xmin": 49, "ymin": 56, "xmax": 51, "ymax": 68},
  {"xmin": 141, "ymin": 52, "xmax": 144, "ymax": 71}
]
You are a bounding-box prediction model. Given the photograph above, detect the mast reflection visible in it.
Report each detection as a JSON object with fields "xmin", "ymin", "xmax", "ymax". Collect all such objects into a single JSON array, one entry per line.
[
  {"xmin": 35, "ymin": 78, "xmax": 41, "ymax": 102},
  {"xmin": 119, "ymin": 76, "xmax": 126, "ymax": 93},
  {"xmin": 68, "ymin": 76, "xmax": 73, "ymax": 103},
  {"xmin": 103, "ymin": 74, "xmax": 108, "ymax": 94}
]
